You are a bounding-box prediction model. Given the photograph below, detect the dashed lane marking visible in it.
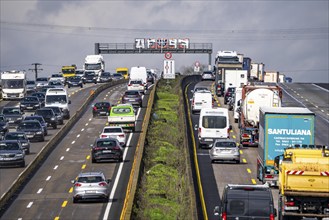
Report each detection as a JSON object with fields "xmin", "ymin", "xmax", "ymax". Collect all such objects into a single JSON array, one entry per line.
[
  {"xmin": 66, "ymin": 148, "xmax": 70, "ymax": 152},
  {"xmin": 251, "ymin": 179, "xmax": 257, "ymax": 184},
  {"xmin": 46, "ymin": 176, "xmax": 51, "ymax": 181},
  {"xmin": 81, "ymin": 128, "xmax": 84, "ymax": 132},
  {"xmin": 81, "ymin": 164, "xmax": 86, "ymax": 169},
  {"xmin": 60, "ymin": 156, "xmax": 64, "ymax": 160},
  {"xmin": 239, "ymin": 150, "xmax": 243, "ymax": 154},
  {"xmin": 27, "ymin": 202, "xmax": 33, "ymax": 208},
  {"xmin": 54, "ymin": 165, "xmax": 58, "ymax": 170},
  {"xmin": 61, "ymin": 201, "xmax": 68, "ymax": 207},
  {"xmin": 242, "ymin": 158, "xmax": 247, "ymax": 163},
  {"xmin": 77, "ymin": 134, "xmax": 80, "ymax": 138},
  {"xmin": 37, "ymin": 188, "xmax": 43, "ymax": 194},
  {"xmin": 247, "ymin": 169, "xmax": 251, "ymax": 173},
  {"xmin": 71, "ymin": 141, "xmax": 75, "ymax": 144},
  {"xmin": 86, "ymin": 155, "xmax": 90, "ymax": 160},
  {"xmin": 69, "ymin": 187, "xmax": 73, "ymax": 193}
]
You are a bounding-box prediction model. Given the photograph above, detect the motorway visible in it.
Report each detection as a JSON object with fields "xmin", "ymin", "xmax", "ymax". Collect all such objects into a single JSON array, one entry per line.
[
  {"xmin": 0, "ymin": 81, "xmax": 153, "ymax": 219},
  {"xmin": 184, "ymin": 80, "xmax": 329, "ymax": 220}
]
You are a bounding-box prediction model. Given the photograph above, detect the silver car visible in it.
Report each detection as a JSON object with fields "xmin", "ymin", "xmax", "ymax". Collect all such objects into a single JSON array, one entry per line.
[
  {"xmin": 209, "ymin": 139, "xmax": 240, "ymax": 164},
  {"xmin": 72, "ymin": 172, "xmax": 111, "ymax": 203}
]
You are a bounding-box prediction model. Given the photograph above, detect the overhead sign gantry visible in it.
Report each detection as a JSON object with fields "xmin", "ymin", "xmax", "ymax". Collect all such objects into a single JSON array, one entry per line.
[{"xmin": 94, "ymin": 38, "xmax": 213, "ymax": 65}]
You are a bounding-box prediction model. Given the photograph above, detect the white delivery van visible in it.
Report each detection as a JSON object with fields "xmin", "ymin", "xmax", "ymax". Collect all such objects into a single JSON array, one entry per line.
[
  {"xmin": 233, "ymin": 88, "xmax": 242, "ymax": 123},
  {"xmin": 191, "ymin": 90, "xmax": 213, "ymax": 114},
  {"xmin": 197, "ymin": 108, "xmax": 231, "ymax": 148},
  {"xmin": 130, "ymin": 66, "xmax": 148, "ymax": 87},
  {"xmin": 45, "ymin": 88, "xmax": 71, "ymax": 119}
]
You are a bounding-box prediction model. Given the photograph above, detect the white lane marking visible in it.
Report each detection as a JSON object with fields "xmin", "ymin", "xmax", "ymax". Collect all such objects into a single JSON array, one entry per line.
[
  {"xmin": 18, "ymin": 218, "xmax": 22, "ymax": 220},
  {"xmin": 81, "ymin": 128, "xmax": 85, "ymax": 132},
  {"xmin": 71, "ymin": 141, "xmax": 75, "ymax": 144},
  {"xmin": 305, "ymin": 99, "xmax": 308, "ymax": 101},
  {"xmin": 312, "ymin": 83, "xmax": 329, "ymax": 92},
  {"xmin": 89, "ymin": 118, "xmax": 92, "ymax": 121},
  {"xmin": 197, "ymin": 153, "xmax": 210, "ymax": 156},
  {"xmin": 46, "ymin": 176, "xmax": 51, "ymax": 181},
  {"xmin": 37, "ymin": 188, "xmax": 43, "ymax": 194},
  {"xmin": 66, "ymin": 148, "xmax": 70, "ymax": 152},
  {"xmin": 54, "ymin": 165, "xmax": 58, "ymax": 170},
  {"xmin": 27, "ymin": 202, "xmax": 33, "ymax": 208},
  {"xmin": 85, "ymin": 123, "xmax": 89, "ymax": 126},
  {"xmin": 60, "ymin": 156, "xmax": 64, "ymax": 160},
  {"xmin": 321, "ymin": 110, "xmax": 325, "ymax": 112},
  {"xmin": 77, "ymin": 134, "xmax": 80, "ymax": 138},
  {"xmin": 103, "ymin": 132, "xmax": 133, "ymax": 219},
  {"xmin": 301, "ymin": 96, "xmax": 304, "ymax": 98}
]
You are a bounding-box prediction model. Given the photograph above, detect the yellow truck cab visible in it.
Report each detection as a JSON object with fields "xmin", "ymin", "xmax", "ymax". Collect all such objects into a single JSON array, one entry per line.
[
  {"xmin": 274, "ymin": 145, "xmax": 329, "ymax": 219},
  {"xmin": 116, "ymin": 67, "xmax": 129, "ymax": 79},
  {"xmin": 62, "ymin": 65, "xmax": 76, "ymax": 78}
]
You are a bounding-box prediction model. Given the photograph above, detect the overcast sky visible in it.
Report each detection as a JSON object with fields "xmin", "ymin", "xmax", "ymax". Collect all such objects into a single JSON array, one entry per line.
[{"xmin": 1, "ymin": 0, "xmax": 328, "ymax": 82}]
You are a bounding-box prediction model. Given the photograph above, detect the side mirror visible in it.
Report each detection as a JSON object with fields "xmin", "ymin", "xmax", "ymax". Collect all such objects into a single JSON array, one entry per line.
[
  {"xmin": 68, "ymin": 100, "xmax": 71, "ymax": 104},
  {"xmin": 106, "ymin": 179, "xmax": 112, "ymax": 184},
  {"xmin": 229, "ymin": 125, "xmax": 232, "ymax": 130},
  {"xmin": 194, "ymin": 124, "xmax": 198, "ymax": 131}
]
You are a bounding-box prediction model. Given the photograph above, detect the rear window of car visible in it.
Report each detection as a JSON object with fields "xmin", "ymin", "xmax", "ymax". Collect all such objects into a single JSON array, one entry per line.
[
  {"xmin": 2, "ymin": 108, "xmax": 20, "ymax": 115},
  {"xmin": 125, "ymin": 91, "xmax": 139, "ymax": 95},
  {"xmin": 18, "ymin": 122, "xmax": 41, "ymax": 129},
  {"xmin": 215, "ymin": 141, "xmax": 236, "ymax": 148},
  {"xmin": 23, "ymin": 97, "xmax": 38, "ymax": 102},
  {"xmin": 77, "ymin": 176, "xmax": 104, "ymax": 183},
  {"xmin": 96, "ymin": 140, "xmax": 117, "ymax": 147},
  {"xmin": 103, "ymin": 128, "xmax": 123, "ymax": 133},
  {"xmin": 95, "ymin": 102, "xmax": 110, "ymax": 108},
  {"xmin": 130, "ymin": 80, "xmax": 142, "ymax": 84}
]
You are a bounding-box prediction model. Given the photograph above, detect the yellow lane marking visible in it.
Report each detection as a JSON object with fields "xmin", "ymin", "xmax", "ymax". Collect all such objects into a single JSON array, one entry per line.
[
  {"xmin": 239, "ymin": 150, "xmax": 243, "ymax": 154},
  {"xmin": 69, "ymin": 187, "xmax": 73, "ymax": 193},
  {"xmin": 251, "ymin": 179, "xmax": 257, "ymax": 184},
  {"xmin": 242, "ymin": 158, "xmax": 247, "ymax": 163},
  {"xmin": 61, "ymin": 200, "xmax": 68, "ymax": 207},
  {"xmin": 232, "ymin": 135, "xmax": 236, "ymax": 139},
  {"xmin": 247, "ymin": 169, "xmax": 251, "ymax": 173},
  {"xmin": 86, "ymin": 155, "xmax": 90, "ymax": 160},
  {"xmin": 54, "ymin": 217, "xmax": 60, "ymax": 220},
  {"xmin": 81, "ymin": 164, "xmax": 86, "ymax": 169}
]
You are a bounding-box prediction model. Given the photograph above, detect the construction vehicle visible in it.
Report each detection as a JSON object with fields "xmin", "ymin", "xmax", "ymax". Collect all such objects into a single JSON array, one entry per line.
[{"xmin": 274, "ymin": 145, "xmax": 329, "ymax": 219}]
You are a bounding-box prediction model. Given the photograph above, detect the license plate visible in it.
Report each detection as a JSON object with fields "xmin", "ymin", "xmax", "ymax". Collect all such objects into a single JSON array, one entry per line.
[
  {"xmin": 27, "ymin": 135, "xmax": 34, "ymax": 138},
  {"xmin": 3, "ymin": 158, "xmax": 13, "ymax": 161},
  {"xmin": 103, "ymin": 150, "xmax": 112, "ymax": 153},
  {"xmin": 205, "ymin": 139, "xmax": 213, "ymax": 142},
  {"xmin": 9, "ymin": 120, "xmax": 14, "ymax": 123},
  {"xmin": 27, "ymin": 107, "xmax": 33, "ymax": 109},
  {"xmin": 85, "ymin": 190, "xmax": 96, "ymax": 194}
]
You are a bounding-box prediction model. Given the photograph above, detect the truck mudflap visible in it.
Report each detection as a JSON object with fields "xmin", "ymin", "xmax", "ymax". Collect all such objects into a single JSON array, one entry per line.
[{"xmin": 279, "ymin": 195, "xmax": 329, "ymax": 218}]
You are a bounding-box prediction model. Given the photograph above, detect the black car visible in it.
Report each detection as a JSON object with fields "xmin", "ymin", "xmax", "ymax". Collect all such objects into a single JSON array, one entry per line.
[
  {"xmin": 224, "ymin": 87, "xmax": 236, "ymax": 105},
  {"xmin": 83, "ymin": 71, "xmax": 97, "ymax": 84},
  {"xmin": 3, "ymin": 132, "xmax": 31, "ymax": 154},
  {"xmin": 0, "ymin": 140, "xmax": 25, "ymax": 167},
  {"xmin": 17, "ymin": 120, "xmax": 45, "ymax": 142},
  {"xmin": 31, "ymin": 92, "xmax": 46, "ymax": 106},
  {"xmin": 98, "ymin": 72, "xmax": 112, "ymax": 83},
  {"xmin": 91, "ymin": 138, "xmax": 123, "ymax": 163},
  {"xmin": 0, "ymin": 114, "xmax": 9, "ymax": 138},
  {"xmin": 24, "ymin": 115, "xmax": 48, "ymax": 136},
  {"xmin": 121, "ymin": 90, "xmax": 143, "ymax": 107},
  {"xmin": 214, "ymin": 184, "xmax": 277, "ymax": 219},
  {"xmin": 35, "ymin": 108, "xmax": 58, "ymax": 129},
  {"xmin": 47, "ymin": 106, "xmax": 64, "ymax": 125},
  {"xmin": 19, "ymin": 96, "xmax": 42, "ymax": 112},
  {"xmin": 66, "ymin": 76, "xmax": 83, "ymax": 88},
  {"xmin": 92, "ymin": 102, "xmax": 112, "ymax": 117},
  {"xmin": 0, "ymin": 107, "xmax": 24, "ymax": 128},
  {"xmin": 147, "ymin": 71, "xmax": 155, "ymax": 84}
]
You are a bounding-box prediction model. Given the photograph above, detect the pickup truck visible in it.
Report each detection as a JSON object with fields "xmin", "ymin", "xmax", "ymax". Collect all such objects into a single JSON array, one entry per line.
[{"xmin": 107, "ymin": 104, "xmax": 136, "ymax": 132}]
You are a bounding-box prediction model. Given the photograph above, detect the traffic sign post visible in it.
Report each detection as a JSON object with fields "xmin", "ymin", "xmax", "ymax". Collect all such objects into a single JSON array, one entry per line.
[
  {"xmin": 163, "ymin": 60, "xmax": 175, "ymax": 79},
  {"xmin": 164, "ymin": 52, "xmax": 172, "ymax": 59}
]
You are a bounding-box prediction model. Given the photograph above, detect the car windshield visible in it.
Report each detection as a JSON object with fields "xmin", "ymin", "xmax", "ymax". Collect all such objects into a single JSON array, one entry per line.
[
  {"xmin": 0, "ymin": 142, "xmax": 20, "ymax": 150},
  {"xmin": 113, "ymin": 73, "xmax": 122, "ymax": 77},
  {"xmin": 96, "ymin": 140, "xmax": 117, "ymax": 147},
  {"xmin": 32, "ymin": 93, "xmax": 45, "ymax": 99},
  {"xmin": 77, "ymin": 176, "xmax": 104, "ymax": 183},
  {"xmin": 23, "ymin": 97, "xmax": 38, "ymax": 102},
  {"xmin": 5, "ymin": 133, "xmax": 26, "ymax": 140},
  {"xmin": 27, "ymin": 81, "xmax": 35, "ymax": 85},
  {"xmin": 2, "ymin": 108, "xmax": 20, "ymax": 115},
  {"xmin": 45, "ymin": 95, "xmax": 67, "ymax": 104},
  {"xmin": 36, "ymin": 78, "xmax": 48, "ymax": 82},
  {"xmin": 18, "ymin": 122, "xmax": 40, "ymax": 129},
  {"xmin": 125, "ymin": 91, "xmax": 139, "ymax": 95},
  {"xmin": 103, "ymin": 128, "xmax": 122, "ymax": 133},
  {"xmin": 202, "ymin": 116, "xmax": 227, "ymax": 129},
  {"xmin": 215, "ymin": 141, "xmax": 236, "ymax": 148},
  {"xmin": 112, "ymin": 107, "xmax": 131, "ymax": 114},
  {"xmin": 85, "ymin": 72, "xmax": 95, "ymax": 76},
  {"xmin": 50, "ymin": 108, "xmax": 61, "ymax": 114}
]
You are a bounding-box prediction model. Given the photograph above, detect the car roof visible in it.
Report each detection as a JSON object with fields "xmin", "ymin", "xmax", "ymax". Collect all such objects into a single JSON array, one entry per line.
[{"xmin": 78, "ymin": 171, "xmax": 105, "ymax": 177}]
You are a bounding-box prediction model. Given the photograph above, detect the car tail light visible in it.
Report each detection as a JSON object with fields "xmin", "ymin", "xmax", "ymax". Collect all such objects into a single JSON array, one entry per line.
[
  {"xmin": 242, "ymin": 133, "xmax": 250, "ymax": 138},
  {"xmin": 269, "ymin": 214, "xmax": 275, "ymax": 220},
  {"xmin": 128, "ymin": 84, "xmax": 131, "ymax": 86},
  {"xmin": 217, "ymin": 84, "xmax": 221, "ymax": 89},
  {"xmin": 93, "ymin": 106, "xmax": 97, "ymax": 111},
  {"xmin": 108, "ymin": 106, "xmax": 111, "ymax": 111},
  {"xmin": 285, "ymin": 201, "xmax": 295, "ymax": 206},
  {"xmin": 118, "ymin": 134, "xmax": 125, "ymax": 138},
  {"xmin": 198, "ymin": 127, "xmax": 201, "ymax": 135},
  {"xmin": 75, "ymin": 183, "xmax": 82, "ymax": 187},
  {"xmin": 94, "ymin": 147, "xmax": 102, "ymax": 150},
  {"xmin": 99, "ymin": 182, "xmax": 107, "ymax": 186},
  {"xmin": 265, "ymin": 174, "xmax": 274, "ymax": 179},
  {"xmin": 100, "ymin": 135, "xmax": 107, "ymax": 138},
  {"xmin": 113, "ymin": 146, "xmax": 121, "ymax": 150},
  {"xmin": 221, "ymin": 212, "xmax": 227, "ymax": 220},
  {"xmin": 140, "ymin": 84, "xmax": 144, "ymax": 86}
]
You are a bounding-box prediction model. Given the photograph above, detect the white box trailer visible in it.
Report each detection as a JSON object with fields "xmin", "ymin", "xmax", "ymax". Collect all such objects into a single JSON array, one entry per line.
[
  {"xmin": 224, "ymin": 69, "xmax": 248, "ymax": 90},
  {"xmin": 263, "ymin": 71, "xmax": 279, "ymax": 83}
]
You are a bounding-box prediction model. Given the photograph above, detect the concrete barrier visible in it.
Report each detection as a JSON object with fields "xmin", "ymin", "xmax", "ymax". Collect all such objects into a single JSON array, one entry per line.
[{"xmin": 0, "ymin": 80, "xmax": 126, "ymax": 213}]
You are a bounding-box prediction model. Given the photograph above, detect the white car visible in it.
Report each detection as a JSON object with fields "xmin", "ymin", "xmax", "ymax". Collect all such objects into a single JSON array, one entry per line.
[
  {"xmin": 127, "ymin": 79, "xmax": 146, "ymax": 93},
  {"xmin": 99, "ymin": 126, "xmax": 126, "ymax": 147}
]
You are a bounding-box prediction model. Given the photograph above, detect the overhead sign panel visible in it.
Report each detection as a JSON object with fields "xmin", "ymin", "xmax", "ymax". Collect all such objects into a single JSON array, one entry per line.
[
  {"xmin": 163, "ymin": 60, "xmax": 175, "ymax": 79},
  {"xmin": 135, "ymin": 38, "xmax": 189, "ymax": 49}
]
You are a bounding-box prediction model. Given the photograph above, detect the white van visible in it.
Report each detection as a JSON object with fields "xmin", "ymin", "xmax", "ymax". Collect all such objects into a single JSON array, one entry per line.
[
  {"xmin": 130, "ymin": 66, "xmax": 148, "ymax": 86},
  {"xmin": 45, "ymin": 88, "xmax": 71, "ymax": 119},
  {"xmin": 197, "ymin": 108, "xmax": 231, "ymax": 148},
  {"xmin": 191, "ymin": 91, "xmax": 213, "ymax": 114},
  {"xmin": 233, "ymin": 88, "xmax": 242, "ymax": 123}
]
